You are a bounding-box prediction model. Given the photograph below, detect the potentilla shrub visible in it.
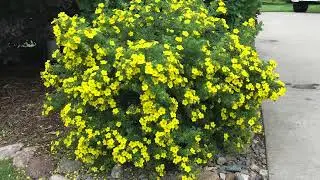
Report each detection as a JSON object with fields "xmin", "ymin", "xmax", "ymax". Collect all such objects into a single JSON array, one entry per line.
[{"xmin": 41, "ymin": 0, "xmax": 285, "ymax": 179}]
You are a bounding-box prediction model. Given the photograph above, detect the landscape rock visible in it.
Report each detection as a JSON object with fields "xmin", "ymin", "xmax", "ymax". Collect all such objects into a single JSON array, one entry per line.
[
  {"xmin": 235, "ymin": 174, "xmax": 244, "ymax": 180},
  {"xmin": 259, "ymin": 169, "xmax": 268, "ymax": 178},
  {"xmin": 250, "ymin": 163, "xmax": 260, "ymax": 172},
  {"xmin": 26, "ymin": 156, "xmax": 55, "ymax": 179},
  {"xmin": 204, "ymin": 166, "xmax": 218, "ymax": 171},
  {"xmin": 225, "ymin": 165, "xmax": 242, "ymax": 173},
  {"xmin": 225, "ymin": 155, "xmax": 237, "ymax": 162},
  {"xmin": 241, "ymin": 169, "xmax": 249, "ymax": 175},
  {"xmin": 198, "ymin": 170, "xmax": 220, "ymax": 180},
  {"xmin": 0, "ymin": 143, "xmax": 24, "ymax": 160},
  {"xmin": 245, "ymin": 159, "xmax": 251, "ymax": 166},
  {"xmin": 77, "ymin": 174, "xmax": 95, "ymax": 180},
  {"xmin": 253, "ymin": 139, "xmax": 259, "ymax": 144},
  {"xmin": 161, "ymin": 173, "xmax": 178, "ymax": 180},
  {"xmin": 249, "ymin": 173, "xmax": 262, "ymax": 180},
  {"xmin": 13, "ymin": 146, "xmax": 37, "ymax": 168},
  {"xmin": 235, "ymin": 173, "xmax": 249, "ymax": 180},
  {"xmin": 49, "ymin": 174, "xmax": 68, "ymax": 180},
  {"xmin": 111, "ymin": 164, "xmax": 123, "ymax": 179},
  {"xmin": 138, "ymin": 174, "xmax": 148, "ymax": 180},
  {"xmin": 57, "ymin": 158, "xmax": 82, "ymax": 173},
  {"xmin": 219, "ymin": 173, "xmax": 226, "ymax": 180},
  {"xmin": 225, "ymin": 173, "xmax": 236, "ymax": 180},
  {"xmin": 217, "ymin": 157, "xmax": 227, "ymax": 165}
]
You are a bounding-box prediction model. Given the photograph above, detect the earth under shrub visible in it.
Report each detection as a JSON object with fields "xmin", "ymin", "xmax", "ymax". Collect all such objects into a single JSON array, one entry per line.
[{"xmin": 41, "ymin": 0, "xmax": 285, "ymax": 179}]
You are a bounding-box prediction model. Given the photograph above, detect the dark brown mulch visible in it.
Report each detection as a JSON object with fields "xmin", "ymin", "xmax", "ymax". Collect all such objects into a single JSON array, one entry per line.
[{"xmin": 0, "ymin": 67, "xmax": 63, "ymax": 155}]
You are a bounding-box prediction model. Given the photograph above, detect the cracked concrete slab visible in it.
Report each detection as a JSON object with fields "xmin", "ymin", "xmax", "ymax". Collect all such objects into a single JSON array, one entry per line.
[{"xmin": 263, "ymin": 88, "xmax": 320, "ymax": 180}]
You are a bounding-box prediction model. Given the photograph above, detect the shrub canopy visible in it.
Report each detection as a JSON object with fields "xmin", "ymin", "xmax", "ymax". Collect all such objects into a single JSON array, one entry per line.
[
  {"xmin": 42, "ymin": 0, "xmax": 285, "ymax": 179},
  {"xmin": 78, "ymin": 0, "xmax": 262, "ymax": 27}
]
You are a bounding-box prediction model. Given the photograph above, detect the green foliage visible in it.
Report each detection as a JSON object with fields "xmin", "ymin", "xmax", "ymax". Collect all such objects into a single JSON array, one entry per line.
[
  {"xmin": 77, "ymin": 0, "xmax": 127, "ymax": 20},
  {"xmin": 0, "ymin": 160, "xmax": 26, "ymax": 180},
  {"xmin": 205, "ymin": 0, "xmax": 262, "ymax": 28},
  {"xmin": 77, "ymin": 0, "xmax": 261, "ymax": 28},
  {"xmin": 42, "ymin": 0, "xmax": 285, "ymax": 179},
  {"xmin": 226, "ymin": 0, "xmax": 262, "ymax": 27}
]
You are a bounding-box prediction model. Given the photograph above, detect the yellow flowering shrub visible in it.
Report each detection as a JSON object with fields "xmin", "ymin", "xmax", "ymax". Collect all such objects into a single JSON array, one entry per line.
[{"xmin": 41, "ymin": 0, "xmax": 285, "ymax": 179}]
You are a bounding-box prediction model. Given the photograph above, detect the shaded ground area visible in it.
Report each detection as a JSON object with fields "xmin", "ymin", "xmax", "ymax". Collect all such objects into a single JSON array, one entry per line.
[{"xmin": 0, "ymin": 65, "xmax": 62, "ymax": 154}]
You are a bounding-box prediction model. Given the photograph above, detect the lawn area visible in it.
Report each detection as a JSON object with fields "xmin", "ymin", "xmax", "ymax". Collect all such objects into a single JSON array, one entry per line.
[
  {"xmin": 0, "ymin": 160, "xmax": 27, "ymax": 180},
  {"xmin": 261, "ymin": 3, "xmax": 320, "ymax": 12}
]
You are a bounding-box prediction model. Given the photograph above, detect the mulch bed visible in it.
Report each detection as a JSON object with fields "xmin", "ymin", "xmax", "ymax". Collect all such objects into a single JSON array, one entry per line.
[{"xmin": 0, "ymin": 66, "xmax": 62, "ymax": 155}]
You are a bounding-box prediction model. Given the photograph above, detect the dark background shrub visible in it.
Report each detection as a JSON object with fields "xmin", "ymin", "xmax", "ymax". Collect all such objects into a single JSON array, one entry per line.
[
  {"xmin": 0, "ymin": 0, "xmax": 261, "ymax": 65},
  {"xmin": 204, "ymin": 0, "xmax": 262, "ymax": 28},
  {"xmin": 0, "ymin": 0, "xmax": 78, "ymax": 65}
]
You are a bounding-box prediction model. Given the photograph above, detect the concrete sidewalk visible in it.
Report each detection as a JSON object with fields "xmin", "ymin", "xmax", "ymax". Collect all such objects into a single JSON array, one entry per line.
[{"xmin": 256, "ymin": 13, "xmax": 320, "ymax": 180}]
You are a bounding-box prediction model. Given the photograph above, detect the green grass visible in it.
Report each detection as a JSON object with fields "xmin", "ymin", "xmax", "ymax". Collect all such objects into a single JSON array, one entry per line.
[
  {"xmin": 262, "ymin": 3, "xmax": 293, "ymax": 12},
  {"xmin": 261, "ymin": 3, "xmax": 320, "ymax": 13},
  {"xmin": 262, "ymin": 0, "xmax": 289, "ymax": 4},
  {"xmin": 0, "ymin": 160, "xmax": 27, "ymax": 180}
]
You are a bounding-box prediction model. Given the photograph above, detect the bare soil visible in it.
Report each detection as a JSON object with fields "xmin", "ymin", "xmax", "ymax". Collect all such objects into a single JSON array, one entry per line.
[{"xmin": 0, "ymin": 65, "xmax": 63, "ymax": 155}]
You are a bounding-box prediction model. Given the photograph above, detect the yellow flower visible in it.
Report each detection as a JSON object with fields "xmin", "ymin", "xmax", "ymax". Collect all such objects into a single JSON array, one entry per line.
[
  {"xmin": 73, "ymin": 36, "xmax": 81, "ymax": 44},
  {"xmin": 170, "ymin": 146, "xmax": 179, "ymax": 154},
  {"xmin": 113, "ymin": 108, "xmax": 119, "ymax": 115},
  {"xmin": 98, "ymin": 3, "xmax": 105, "ymax": 8},
  {"xmin": 190, "ymin": 148, "xmax": 196, "ymax": 154},
  {"xmin": 184, "ymin": 165, "xmax": 191, "ymax": 173},
  {"xmin": 95, "ymin": 8, "xmax": 102, "ymax": 14},
  {"xmin": 184, "ymin": 19, "xmax": 191, "ymax": 24},
  {"xmin": 84, "ymin": 29, "xmax": 97, "ymax": 39},
  {"xmin": 154, "ymin": 154, "xmax": 161, "ymax": 160},
  {"xmin": 195, "ymin": 135, "xmax": 201, "ymax": 142},
  {"xmin": 113, "ymin": 26, "xmax": 121, "ymax": 34},
  {"xmin": 182, "ymin": 31, "xmax": 189, "ymax": 37},
  {"xmin": 217, "ymin": 6, "xmax": 227, "ymax": 14},
  {"xmin": 142, "ymin": 84, "xmax": 148, "ymax": 91},
  {"xmin": 193, "ymin": 30, "xmax": 200, "ymax": 36},
  {"xmin": 110, "ymin": 40, "xmax": 115, "ymax": 46},
  {"xmin": 196, "ymin": 158, "xmax": 203, "ymax": 164},
  {"xmin": 248, "ymin": 118, "xmax": 255, "ymax": 126},
  {"xmin": 236, "ymin": 118, "xmax": 244, "ymax": 125},
  {"xmin": 248, "ymin": 18, "xmax": 256, "ymax": 27},
  {"xmin": 176, "ymin": 45, "xmax": 184, "ymax": 50},
  {"xmin": 224, "ymin": 133, "xmax": 229, "ymax": 141},
  {"xmin": 175, "ymin": 37, "xmax": 183, "ymax": 43},
  {"xmin": 76, "ymin": 108, "xmax": 83, "ymax": 114},
  {"xmin": 116, "ymin": 122, "xmax": 122, "ymax": 127}
]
